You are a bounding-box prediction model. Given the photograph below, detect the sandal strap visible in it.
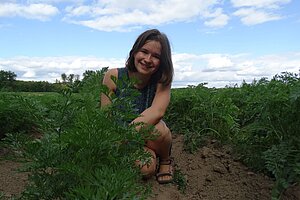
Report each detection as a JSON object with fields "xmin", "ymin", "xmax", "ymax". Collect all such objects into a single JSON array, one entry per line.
[
  {"xmin": 156, "ymin": 172, "xmax": 173, "ymax": 177},
  {"xmin": 156, "ymin": 154, "xmax": 174, "ymax": 184},
  {"xmin": 159, "ymin": 158, "xmax": 174, "ymax": 165}
]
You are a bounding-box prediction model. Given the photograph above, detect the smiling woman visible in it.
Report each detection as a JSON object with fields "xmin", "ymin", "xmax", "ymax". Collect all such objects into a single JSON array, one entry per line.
[
  {"xmin": 101, "ymin": 29, "xmax": 175, "ymax": 184},
  {"xmin": 133, "ymin": 40, "xmax": 161, "ymax": 78}
]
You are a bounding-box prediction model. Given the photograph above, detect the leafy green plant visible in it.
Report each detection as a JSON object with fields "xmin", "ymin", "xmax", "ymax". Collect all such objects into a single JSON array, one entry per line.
[
  {"xmin": 166, "ymin": 84, "xmax": 239, "ymax": 152},
  {"xmin": 5, "ymin": 70, "xmax": 153, "ymax": 199},
  {"xmin": 166, "ymin": 71, "xmax": 300, "ymax": 198},
  {"xmin": 0, "ymin": 93, "xmax": 46, "ymax": 139},
  {"xmin": 264, "ymin": 142, "xmax": 300, "ymax": 200},
  {"xmin": 173, "ymin": 169, "xmax": 187, "ymax": 193},
  {"xmin": 3, "ymin": 70, "xmax": 300, "ymax": 199}
]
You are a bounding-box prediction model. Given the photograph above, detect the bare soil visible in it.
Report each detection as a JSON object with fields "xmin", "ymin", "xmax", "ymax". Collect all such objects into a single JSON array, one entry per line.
[
  {"xmin": 147, "ymin": 134, "xmax": 300, "ymax": 200},
  {"xmin": 0, "ymin": 134, "xmax": 299, "ymax": 200}
]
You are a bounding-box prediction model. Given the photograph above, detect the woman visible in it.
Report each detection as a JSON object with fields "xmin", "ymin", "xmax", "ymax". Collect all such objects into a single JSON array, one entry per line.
[{"xmin": 101, "ymin": 29, "xmax": 174, "ymax": 184}]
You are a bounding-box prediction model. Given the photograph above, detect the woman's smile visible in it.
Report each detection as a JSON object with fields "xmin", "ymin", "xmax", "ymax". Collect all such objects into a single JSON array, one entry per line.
[{"xmin": 134, "ymin": 40, "xmax": 161, "ymax": 76}]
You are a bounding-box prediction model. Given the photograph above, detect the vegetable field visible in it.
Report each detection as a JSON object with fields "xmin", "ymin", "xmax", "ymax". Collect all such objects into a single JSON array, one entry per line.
[
  {"xmin": 0, "ymin": 71, "xmax": 299, "ymax": 199},
  {"xmin": 166, "ymin": 72, "xmax": 300, "ymax": 199}
]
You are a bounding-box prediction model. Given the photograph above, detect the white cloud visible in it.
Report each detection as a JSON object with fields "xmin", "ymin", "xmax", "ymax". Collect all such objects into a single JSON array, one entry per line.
[
  {"xmin": 201, "ymin": 54, "xmax": 234, "ymax": 69},
  {"xmin": 23, "ymin": 70, "xmax": 36, "ymax": 78},
  {"xmin": 231, "ymin": 0, "xmax": 291, "ymax": 9},
  {"xmin": 2, "ymin": 53, "xmax": 299, "ymax": 88},
  {"xmin": 27, "ymin": 0, "xmax": 85, "ymax": 4},
  {"xmin": 0, "ymin": 0, "xmax": 292, "ymax": 30},
  {"xmin": 65, "ymin": 5, "xmax": 92, "ymax": 16},
  {"xmin": 0, "ymin": 3, "xmax": 59, "ymax": 21},
  {"xmin": 0, "ymin": 56, "xmax": 125, "ymax": 82},
  {"xmin": 172, "ymin": 52, "xmax": 300, "ymax": 87},
  {"xmin": 0, "ymin": 0, "xmax": 17, "ymax": 3},
  {"xmin": 231, "ymin": 0, "xmax": 290, "ymax": 26},
  {"xmin": 63, "ymin": 0, "xmax": 224, "ymax": 31},
  {"xmin": 233, "ymin": 8, "xmax": 282, "ymax": 25},
  {"xmin": 61, "ymin": 0, "xmax": 291, "ymax": 30},
  {"xmin": 203, "ymin": 8, "xmax": 230, "ymax": 28}
]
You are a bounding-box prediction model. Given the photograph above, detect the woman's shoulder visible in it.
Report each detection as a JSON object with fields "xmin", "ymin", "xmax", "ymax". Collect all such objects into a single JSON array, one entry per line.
[
  {"xmin": 102, "ymin": 68, "xmax": 119, "ymax": 91},
  {"xmin": 155, "ymin": 82, "xmax": 171, "ymax": 92},
  {"xmin": 104, "ymin": 67, "xmax": 129, "ymax": 78},
  {"xmin": 104, "ymin": 68, "xmax": 118, "ymax": 77}
]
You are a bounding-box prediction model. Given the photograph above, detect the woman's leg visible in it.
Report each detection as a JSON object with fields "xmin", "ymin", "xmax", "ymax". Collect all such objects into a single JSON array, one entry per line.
[
  {"xmin": 136, "ymin": 146, "xmax": 157, "ymax": 179},
  {"xmin": 146, "ymin": 120, "xmax": 173, "ymax": 183}
]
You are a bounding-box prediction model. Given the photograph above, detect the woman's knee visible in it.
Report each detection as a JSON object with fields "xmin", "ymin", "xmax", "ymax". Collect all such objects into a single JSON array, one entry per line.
[
  {"xmin": 137, "ymin": 147, "xmax": 157, "ymax": 179},
  {"xmin": 154, "ymin": 120, "xmax": 172, "ymax": 141}
]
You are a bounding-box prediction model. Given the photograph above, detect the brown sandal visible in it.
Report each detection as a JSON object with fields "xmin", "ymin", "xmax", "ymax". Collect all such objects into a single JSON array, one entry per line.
[{"xmin": 156, "ymin": 158, "xmax": 174, "ymax": 184}]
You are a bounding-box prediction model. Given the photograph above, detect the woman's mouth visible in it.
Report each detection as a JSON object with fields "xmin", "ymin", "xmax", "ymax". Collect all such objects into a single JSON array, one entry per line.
[{"xmin": 141, "ymin": 62, "xmax": 151, "ymax": 69}]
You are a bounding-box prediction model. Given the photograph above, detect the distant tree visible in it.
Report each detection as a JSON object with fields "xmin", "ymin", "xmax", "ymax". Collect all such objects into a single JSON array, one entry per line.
[
  {"xmin": 68, "ymin": 74, "xmax": 75, "ymax": 84},
  {"xmin": 0, "ymin": 70, "xmax": 17, "ymax": 82},
  {"xmin": 73, "ymin": 74, "xmax": 81, "ymax": 89},
  {"xmin": 74, "ymin": 74, "xmax": 80, "ymax": 82},
  {"xmin": 61, "ymin": 73, "xmax": 67, "ymax": 83},
  {"xmin": 0, "ymin": 70, "xmax": 17, "ymax": 90}
]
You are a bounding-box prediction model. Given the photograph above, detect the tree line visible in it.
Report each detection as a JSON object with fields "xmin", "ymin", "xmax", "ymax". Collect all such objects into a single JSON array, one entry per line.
[{"xmin": 0, "ymin": 69, "xmax": 102, "ymax": 93}]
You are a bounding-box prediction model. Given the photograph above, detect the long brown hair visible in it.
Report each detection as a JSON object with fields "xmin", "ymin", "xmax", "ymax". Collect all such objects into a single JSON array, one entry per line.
[{"xmin": 126, "ymin": 29, "xmax": 174, "ymax": 86}]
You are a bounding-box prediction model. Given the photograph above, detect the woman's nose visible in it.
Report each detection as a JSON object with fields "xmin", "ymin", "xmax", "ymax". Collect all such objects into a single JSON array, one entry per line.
[{"xmin": 145, "ymin": 54, "xmax": 152, "ymax": 62}]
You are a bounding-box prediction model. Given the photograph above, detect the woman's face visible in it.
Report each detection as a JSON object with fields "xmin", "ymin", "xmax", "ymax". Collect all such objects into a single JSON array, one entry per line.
[{"xmin": 134, "ymin": 40, "xmax": 161, "ymax": 76}]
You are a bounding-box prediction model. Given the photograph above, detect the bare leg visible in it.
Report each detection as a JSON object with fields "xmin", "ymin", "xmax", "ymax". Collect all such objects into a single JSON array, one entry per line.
[
  {"xmin": 136, "ymin": 147, "xmax": 157, "ymax": 179},
  {"xmin": 146, "ymin": 120, "xmax": 173, "ymax": 183}
]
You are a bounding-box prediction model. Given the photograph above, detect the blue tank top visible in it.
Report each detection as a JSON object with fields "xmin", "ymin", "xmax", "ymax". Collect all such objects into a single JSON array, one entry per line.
[{"xmin": 115, "ymin": 67, "xmax": 157, "ymax": 114}]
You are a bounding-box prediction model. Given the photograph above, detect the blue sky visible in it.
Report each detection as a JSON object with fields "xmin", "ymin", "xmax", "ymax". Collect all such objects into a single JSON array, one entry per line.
[{"xmin": 0, "ymin": 0, "xmax": 300, "ymax": 88}]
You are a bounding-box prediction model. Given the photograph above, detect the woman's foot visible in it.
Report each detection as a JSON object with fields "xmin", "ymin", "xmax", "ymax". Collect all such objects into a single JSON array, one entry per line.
[{"xmin": 156, "ymin": 158, "xmax": 174, "ymax": 184}]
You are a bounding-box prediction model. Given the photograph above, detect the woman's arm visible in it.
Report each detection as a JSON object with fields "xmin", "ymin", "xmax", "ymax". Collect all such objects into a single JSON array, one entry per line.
[
  {"xmin": 100, "ymin": 68, "xmax": 117, "ymax": 108},
  {"xmin": 131, "ymin": 83, "xmax": 171, "ymax": 126}
]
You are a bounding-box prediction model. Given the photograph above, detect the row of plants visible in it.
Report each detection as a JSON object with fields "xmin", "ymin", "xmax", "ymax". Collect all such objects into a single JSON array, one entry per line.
[
  {"xmin": 1, "ymin": 69, "xmax": 153, "ymax": 199},
  {"xmin": 1, "ymin": 70, "xmax": 299, "ymax": 199},
  {"xmin": 165, "ymin": 72, "xmax": 300, "ymax": 199}
]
